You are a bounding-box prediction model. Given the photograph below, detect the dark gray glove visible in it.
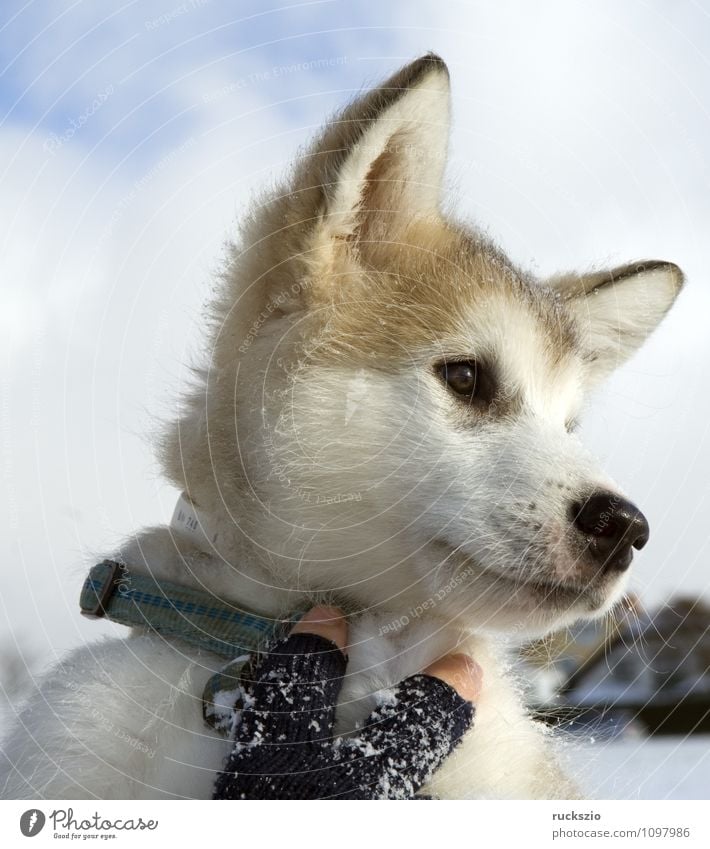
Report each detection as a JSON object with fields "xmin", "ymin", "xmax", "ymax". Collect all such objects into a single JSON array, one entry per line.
[{"xmin": 213, "ymin": 632, "xmax": 474, "ymax": 799}]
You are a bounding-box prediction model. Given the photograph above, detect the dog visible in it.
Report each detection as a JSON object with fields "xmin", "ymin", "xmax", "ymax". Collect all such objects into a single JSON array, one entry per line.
[{"xmin": 1, "ymin": 54, "xmax": 683, "ymax": 799}]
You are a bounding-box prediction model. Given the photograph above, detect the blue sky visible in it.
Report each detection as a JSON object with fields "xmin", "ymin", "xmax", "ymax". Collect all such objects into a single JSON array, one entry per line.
[
  {"xmin": 0, "ymin": 0, "xmax": 398, "ymax": 168},
  {"xmin": 1, "ymin": 0, "xmax": 710, "ymax": 669}
]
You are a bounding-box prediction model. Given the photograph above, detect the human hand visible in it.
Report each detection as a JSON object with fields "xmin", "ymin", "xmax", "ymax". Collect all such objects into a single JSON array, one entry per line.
[{"xmin": 213, "ymin": 606, "xmax": 481, "ymax": 799}]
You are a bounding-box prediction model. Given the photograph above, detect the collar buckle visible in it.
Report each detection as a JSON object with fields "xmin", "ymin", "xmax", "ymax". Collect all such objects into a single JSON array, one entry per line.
[{"xmin": 80, "ymin": 560, "xmax": 126, "ymax": 619}]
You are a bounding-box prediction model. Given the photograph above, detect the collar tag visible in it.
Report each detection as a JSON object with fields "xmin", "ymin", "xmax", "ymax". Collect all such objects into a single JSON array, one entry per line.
[
  {"xmin": 170, "ymin": 492, "xmax": 219, "ymax": 549},
  {"xmin": 203, "ymin": 655, "xmax": 251, "ymax": 736}
]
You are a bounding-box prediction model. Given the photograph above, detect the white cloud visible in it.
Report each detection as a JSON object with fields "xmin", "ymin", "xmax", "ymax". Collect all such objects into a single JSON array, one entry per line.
[{"xmin": 1, "ymin": 0, "xmax": 709, "ymax": 668}]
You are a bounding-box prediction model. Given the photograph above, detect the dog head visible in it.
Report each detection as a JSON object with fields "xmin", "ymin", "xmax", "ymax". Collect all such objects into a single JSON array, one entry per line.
[{"xmin": 163, "ymin": 55, "xmax": 683, "ymax": 637}]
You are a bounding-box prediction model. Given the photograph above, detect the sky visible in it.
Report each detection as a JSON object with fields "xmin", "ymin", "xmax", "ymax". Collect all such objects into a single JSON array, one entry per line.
[{"xmin": 1, "ymin": 0, "xmax": 709, "ymax": 674}]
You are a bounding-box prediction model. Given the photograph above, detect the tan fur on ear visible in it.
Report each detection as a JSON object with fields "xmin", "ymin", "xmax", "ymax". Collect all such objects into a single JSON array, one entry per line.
[
  {"xmin": 158, "ymin": 56, "xmax": 453, "ymax": 497},
  {"xmin": 548, "ymin": 260, "xmax": 684, "ymax": 384},
  {"xmin": 291, "ymin": 52, "xmax": 451, "ymax": 242}
]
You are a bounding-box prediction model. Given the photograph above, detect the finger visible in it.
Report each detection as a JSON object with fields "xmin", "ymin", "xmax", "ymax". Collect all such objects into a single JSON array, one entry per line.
[
  {"xmin": 234, "ymin": 609, "xmax": 348, "ymax": 747},
  {"xmin": 290, "ymin": 606, "xmax": 348, "ymax": 655},
  {"xmin": 422, "ymin": 653, "xmax": 482, "ymax": 703}
]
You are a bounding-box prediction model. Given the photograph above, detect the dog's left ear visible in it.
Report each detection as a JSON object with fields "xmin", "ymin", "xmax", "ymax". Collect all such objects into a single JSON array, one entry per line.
[
  {"xmin": 292, "ymin": 53, "xmax": 451, "ymax": 248},
  {"xmin": 549, "ymin": 261, "xmax": 684, "ymax": 385}
]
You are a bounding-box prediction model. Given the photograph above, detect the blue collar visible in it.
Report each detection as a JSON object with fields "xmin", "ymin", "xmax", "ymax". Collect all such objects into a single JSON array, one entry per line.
[{"xmin": 80, "ymin": 560, "xmax": 286, "ymax": 658}]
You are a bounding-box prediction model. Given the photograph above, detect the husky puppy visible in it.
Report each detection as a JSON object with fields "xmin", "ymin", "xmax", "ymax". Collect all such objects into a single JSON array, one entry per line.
[{"xmin": 1, "ymin": 55, "xmax": 682, "ymax": 799}]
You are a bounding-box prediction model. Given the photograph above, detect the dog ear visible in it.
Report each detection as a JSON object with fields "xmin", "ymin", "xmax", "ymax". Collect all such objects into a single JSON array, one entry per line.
[
  {"xmin": 291, "ymin": 53, "xmax": 451, "ymax": 246},
  {"xmin": 549, "ymin": 261, "xmax": 683, "ymax": 385}
]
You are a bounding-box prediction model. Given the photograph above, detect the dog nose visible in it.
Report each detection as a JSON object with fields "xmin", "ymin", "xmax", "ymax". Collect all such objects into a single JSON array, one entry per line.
[{"xmin": 571, "ymin": 492, "xmax": 650, "ymax": 572}]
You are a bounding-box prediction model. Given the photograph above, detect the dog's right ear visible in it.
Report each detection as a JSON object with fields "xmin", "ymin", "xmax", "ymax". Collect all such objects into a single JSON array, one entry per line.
[
  {"xmin": 549, "ymin": 260, "xmax": 684, "ymax": 387},
  {"xmin": 290, "ymin": 54, "xmax": 451, "ymax": 252}
]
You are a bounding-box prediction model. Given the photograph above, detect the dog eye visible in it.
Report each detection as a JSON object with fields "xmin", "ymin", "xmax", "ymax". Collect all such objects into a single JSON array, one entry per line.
[{"xmin": 437, "ymin": 360, "xmax": 495, "ymax": 405}]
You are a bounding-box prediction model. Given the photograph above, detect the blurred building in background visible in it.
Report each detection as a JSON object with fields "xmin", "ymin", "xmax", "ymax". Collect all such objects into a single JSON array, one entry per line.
[{"xmin": 520, "ymin": 595, "xmax": 710, "ymax": 738}]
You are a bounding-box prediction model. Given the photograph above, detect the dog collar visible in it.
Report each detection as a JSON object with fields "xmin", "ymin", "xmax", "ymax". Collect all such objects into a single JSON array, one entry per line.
[
  {"xmin": 80, "ymin": 494, "xmax": 304, "ymax": 736},
  {"xmin": 80, "ymin": 559, "xmax": 298, "ymax": 735},
  {"xmin": 79, "ymin": 560, "xmax": 285, "ymax": 658}
]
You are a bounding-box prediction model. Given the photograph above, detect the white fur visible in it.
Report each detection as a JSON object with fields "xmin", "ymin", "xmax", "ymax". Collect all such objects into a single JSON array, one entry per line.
[{"xmin": 0, "ymin": 587, "xmax": 574, "ymax": 799}]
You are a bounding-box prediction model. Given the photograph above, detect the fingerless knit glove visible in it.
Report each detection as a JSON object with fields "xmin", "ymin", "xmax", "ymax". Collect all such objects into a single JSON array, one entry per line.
[{"xmin": 213, "ymin": 633, "xmax": 474, "ymax": 800}]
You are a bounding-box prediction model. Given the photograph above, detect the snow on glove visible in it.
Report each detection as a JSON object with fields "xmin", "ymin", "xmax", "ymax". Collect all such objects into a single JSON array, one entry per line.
[{"xmin": 213, "ymin": 632, "xmax": 474, "ymax": 800}]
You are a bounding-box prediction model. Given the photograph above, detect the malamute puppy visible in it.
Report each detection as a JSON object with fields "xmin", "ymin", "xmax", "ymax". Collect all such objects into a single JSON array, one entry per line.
[{"xmin": 1, "ymin": 55, "xmax": 682, "ymax": 799}]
